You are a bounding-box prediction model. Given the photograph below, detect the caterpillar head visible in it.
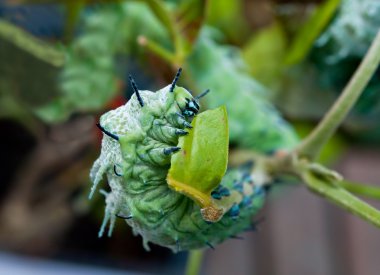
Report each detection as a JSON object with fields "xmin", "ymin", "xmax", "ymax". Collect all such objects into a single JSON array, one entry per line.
[
  {"xmin": 174, "ymin": 89, "xmax": 210, "ymax": 118},
  {"xmin": 181, "ymin": 92, "xmax": 209, "ymax": 117},
  {"xmin": 179, "ymin": 96, "xmax": 199, "ymax": 118}
]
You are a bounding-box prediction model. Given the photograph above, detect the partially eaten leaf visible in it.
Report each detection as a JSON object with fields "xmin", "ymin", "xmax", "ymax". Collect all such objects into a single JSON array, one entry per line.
[{"xmin": 167, "ymin": 106, "xmax": 229, "ymax": 221}]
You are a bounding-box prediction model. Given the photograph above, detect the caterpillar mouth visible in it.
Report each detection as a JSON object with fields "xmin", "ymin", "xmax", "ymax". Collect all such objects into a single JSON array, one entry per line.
[{"xmin": 182, "ymin": 89, "xmax": 210, "ymax": 117}]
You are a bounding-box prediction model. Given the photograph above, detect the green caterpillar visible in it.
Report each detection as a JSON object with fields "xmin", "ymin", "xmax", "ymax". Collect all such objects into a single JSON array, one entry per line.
[{"xmin": 90, "ymin": 69, "xmax": 267, "ymax": 252}]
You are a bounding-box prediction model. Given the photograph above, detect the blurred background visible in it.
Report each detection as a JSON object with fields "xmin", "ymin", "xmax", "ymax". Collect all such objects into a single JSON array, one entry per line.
[{"xmin": 0, "ymin": 0, "xmax": 379, "ymax": 274}]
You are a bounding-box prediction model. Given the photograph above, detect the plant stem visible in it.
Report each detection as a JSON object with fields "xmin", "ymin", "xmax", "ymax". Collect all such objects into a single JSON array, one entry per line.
[
  {"xmin": 137, "ymin": 35, "xmax": 176, "ymax": 64},
  {"xmin": 337, "ymin": 180, "xmax": 380, "ymax": 201},
  {"xmin": 303, "ymin": 172, "xmax": 380, "ymax": 228},
  {"xmin": 297, "ymin": 31, "xmax": 380, "ymax": 160},
  {"xmin": 0, "ymin": 19, "xmax": 65, "ymax": 67},
  {"xmin": 141, "ymin": 0, "xmax": 185, "ymax": 63},
  {"xmin": 63, "ymin": 1, "xmax": 85, "ymax": 43},
  {"xmin": 185, "ymin": 250, "xmax": 204, "ymax": 275}
]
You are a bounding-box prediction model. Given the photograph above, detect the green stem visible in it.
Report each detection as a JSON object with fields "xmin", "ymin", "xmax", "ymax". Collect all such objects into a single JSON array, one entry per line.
[
  {"xmin": 63, "ymin": 1, "xmax": 86, "ymax": 43},
  {"xmin": 185, "ymin": 250, "xmax": 204, "ymax": 275},
  {"xmin": 337, "ymin": 180, "xmax": 380, "ymax": 201},
  {"xmin": 137, "ymin": 35, "xmax": 176, "ymax": 64},
  {"xmin": 0, "ymin": 19, "xmax": 65, "ymax": 67},
  {"xmin": 141, "ymin": 0, "xmax": 185, "ymax": 63},
  {"xmin": 303, "ymin": 172, "xmax": 380, "ymax": 228},
  {"xmin": 297, "ymin": 31, "xmax": 380, "ymax": 160}
]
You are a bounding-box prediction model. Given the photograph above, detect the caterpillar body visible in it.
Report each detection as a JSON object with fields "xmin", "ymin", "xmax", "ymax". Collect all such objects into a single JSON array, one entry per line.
[{"xmin": 90, "ymin": 69, "xmax": 267, "ymax": 252}]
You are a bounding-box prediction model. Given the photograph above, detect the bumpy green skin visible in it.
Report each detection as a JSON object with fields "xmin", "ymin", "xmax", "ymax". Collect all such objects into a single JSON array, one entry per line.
[
  {"xmin": 188, "ymin": 29, "xmax": 298, "ymax": 153},
  {"xmin": 90, "ymin": 85, "xmax": 266, "ymax": 252}
]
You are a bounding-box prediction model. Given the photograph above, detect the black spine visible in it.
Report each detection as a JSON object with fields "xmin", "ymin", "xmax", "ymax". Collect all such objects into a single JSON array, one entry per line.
[{"xmin": 129, "ymin": 74, "xmax": 144, "ymax": 107}]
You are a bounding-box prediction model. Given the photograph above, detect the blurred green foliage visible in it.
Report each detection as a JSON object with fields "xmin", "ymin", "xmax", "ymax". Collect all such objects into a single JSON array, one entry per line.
[
  {"xmin": 0, "ymin": 19, "xmax": 63, "ymax": 108},
  {"xmin": 206, "ymin": 0, "xmax": 250, "ymax": 44},
  {"xmin": 36, "ymin": 5, "xmax": 126, "ymax": 122},
  {"xmin": 1, "ymin": 0, "xmax": 300, "ymax": 154},
  {"xmin": 309, "ymin": 0, "xmax": 380, "ymax": 140},
  {"xmin": 284, "ymin": 0, "xmax": 341, "ymax": 65},
  {"xmin": 243, "ymin": 22, "xmax": 287, "ymax": 88},
  {"xmin": 187, "ymin": 28, "xmax": 297, "ymax": 152},
  {"xmin": 2, "ymin": 0, "xmax": 380, "ymax": 149}
]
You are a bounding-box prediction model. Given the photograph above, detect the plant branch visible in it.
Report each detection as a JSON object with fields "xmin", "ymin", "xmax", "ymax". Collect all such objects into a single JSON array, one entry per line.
[
  {"xmin": 303, "ymin": 172, "xmax": 380, "ymax": 228},
  {"xmin": 0, "ymin": 19, "xmax": 65, "ymax": 67},
  {"xmin": 297, "ymin": 31, "xmax": 380, "ymax": 160},
  {"xmin": 337, "ymin": 180, "xmax": 380, "ymax": 201},
  {"xmin": 185, "ymin": 250, "xmax": 204, "ymax": 275},
  {"xmin": 141, "ymin": 0, "xmax": 185, "ymax": 62},
  {"xmin": 137, "ymin": 35, "xmax": 176, "ymax": 64}
]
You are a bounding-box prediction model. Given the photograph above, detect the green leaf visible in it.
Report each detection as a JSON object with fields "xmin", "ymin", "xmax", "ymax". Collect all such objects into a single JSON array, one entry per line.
[
  {"xmin": 303, "ymin": 171, "xmax": 380, "ymax": 228},
  {"xmin": 243, "ymin": 22, "xmax": 287, "ymax": 87},
  {"xmin": 206, "ymin": 0, "xmax": 249, "ymax": 44},
  {"xmin": 284, "ymin": 0, "xmax": 341, "ymax": 65},
  {"xmin": 167, "ymin": 106, "xmax": 229, "ymax": 209}
]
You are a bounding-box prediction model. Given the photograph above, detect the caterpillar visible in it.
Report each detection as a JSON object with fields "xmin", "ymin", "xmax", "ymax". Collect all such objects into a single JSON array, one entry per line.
[{"xmin": 90, "ymin": 69, "xmax": 268, "ymax": 252}]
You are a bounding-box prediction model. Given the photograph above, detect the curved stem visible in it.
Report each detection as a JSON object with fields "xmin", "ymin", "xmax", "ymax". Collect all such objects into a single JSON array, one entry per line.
[
  {"xmin": 185, "ymin": 250, "xmax": 204, "ymax": 275},
  {"xmin": 297, "ymin": 31, "xmax": 380, "ymax": 160}
]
